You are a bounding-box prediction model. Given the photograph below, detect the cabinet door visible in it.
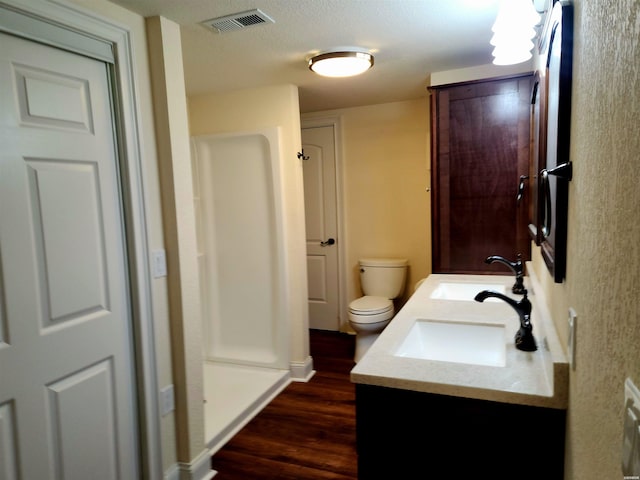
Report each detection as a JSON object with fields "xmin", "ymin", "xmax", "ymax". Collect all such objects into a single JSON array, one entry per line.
[{"xmin": 430, "ymin": 74, "xmax": 533, "ymax": 274}]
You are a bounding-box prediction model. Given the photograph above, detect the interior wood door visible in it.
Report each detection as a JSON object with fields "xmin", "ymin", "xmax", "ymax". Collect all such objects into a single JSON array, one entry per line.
[
  {"xmin": 302, "ymin": 126, "xmax": 339, "ymax": 331},
  {"xmin": 0, "ymin": 33, "xmax": 139, "ymax": 479},
  {"xmin": 430, "ymin": 74, "xmax": 532, "ymax": 274}
]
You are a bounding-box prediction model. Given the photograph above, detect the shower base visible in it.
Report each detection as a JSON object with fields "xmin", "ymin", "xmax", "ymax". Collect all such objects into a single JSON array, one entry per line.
[{"xmin": 204, "ymin": 361, "xmax": 290, "ymax": 453}]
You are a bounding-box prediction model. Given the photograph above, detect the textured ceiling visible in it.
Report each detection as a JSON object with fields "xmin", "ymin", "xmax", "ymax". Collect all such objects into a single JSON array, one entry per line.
[{"xmin": 110, "ymin": 0, "xmax": 504, "ymax": 112}]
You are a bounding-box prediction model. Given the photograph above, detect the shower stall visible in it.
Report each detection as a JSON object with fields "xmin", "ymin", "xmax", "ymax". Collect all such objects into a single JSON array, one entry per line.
[{"xmin": 191, "ymin": 128, "xmax": 291, "ymax": 452}]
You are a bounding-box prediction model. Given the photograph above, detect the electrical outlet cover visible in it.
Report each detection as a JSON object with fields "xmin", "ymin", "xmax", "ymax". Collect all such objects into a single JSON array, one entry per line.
[
  {"xmin": 152, "ymin": 249, "xmax": 167, "ymax": 278},
  {"xmin": 160, "ymin": 384, "xmax": 175, "ymax": 416}
]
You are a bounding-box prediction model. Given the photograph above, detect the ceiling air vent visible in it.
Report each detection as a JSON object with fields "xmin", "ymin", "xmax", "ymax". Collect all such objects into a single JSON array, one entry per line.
[{"xmin": 202, "ymin": 9, "xmax": 275, "ymax": 34}]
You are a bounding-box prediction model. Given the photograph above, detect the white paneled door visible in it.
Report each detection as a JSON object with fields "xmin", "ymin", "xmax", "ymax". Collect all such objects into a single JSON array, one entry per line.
[
  {"xmin": 0, "ymin": 33, "xmax": 139, "ymax": 479},
  {"xmin": 302, "ymin": 126, "xmax": 339, "ymax": 331}
]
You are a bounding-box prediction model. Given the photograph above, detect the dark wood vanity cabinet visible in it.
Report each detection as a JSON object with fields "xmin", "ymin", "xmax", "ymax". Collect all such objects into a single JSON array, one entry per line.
[
  {"xmin": 356, "ymin": 384, "xmax": 566, "ymax": 479},
  {"xmin": 429, "ymin": 74, "xmax": 533, "ymax": 275}
]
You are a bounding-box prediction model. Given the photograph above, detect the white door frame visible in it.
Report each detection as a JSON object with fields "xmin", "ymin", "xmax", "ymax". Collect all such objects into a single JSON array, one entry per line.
[
  {"xmin": 301, "ymin": 115, "xmax": 348, "ymax": 331},
  {"xmin": 0, "ymin": 1, "xmax": 162, "ymax": 478}
]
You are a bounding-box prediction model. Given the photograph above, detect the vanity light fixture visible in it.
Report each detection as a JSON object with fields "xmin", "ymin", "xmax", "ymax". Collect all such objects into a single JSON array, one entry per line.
[
  {"xmin": 308, "ymin": 49, "xmax": 374, "ymax": 78},
  {"xmin": 491, "ymin": 0, "xmax": 541, "ymax": 65},
  {"xmin": 492, "ymin": 41, "xmax": 535, "ymax": 65}
]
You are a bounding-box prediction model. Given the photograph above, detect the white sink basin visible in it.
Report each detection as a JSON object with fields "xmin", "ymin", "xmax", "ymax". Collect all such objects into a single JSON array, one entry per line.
[
  {"xmin": 430, "ymin": 282, "xmax": 506, "ymax": 302},
  {"xmin": 394, "ymin": 319, "xmax": 506, "ymax": 367}
]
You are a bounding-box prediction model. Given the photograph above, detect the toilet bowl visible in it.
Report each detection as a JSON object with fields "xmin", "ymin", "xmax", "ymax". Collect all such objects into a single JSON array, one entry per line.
[
  {"xmin": 348, "ymin": 258, "xmax": 408, "ymax": 362},
  {"xmin": 349, "ymin": 296, "xmax": 394, "ymax": 362}
]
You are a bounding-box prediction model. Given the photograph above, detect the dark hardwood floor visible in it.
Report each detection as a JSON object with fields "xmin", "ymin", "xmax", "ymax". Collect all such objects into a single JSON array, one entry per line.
[{"xmin": 210, "ymin": 329, "xmax": 358, "ymax": 479}]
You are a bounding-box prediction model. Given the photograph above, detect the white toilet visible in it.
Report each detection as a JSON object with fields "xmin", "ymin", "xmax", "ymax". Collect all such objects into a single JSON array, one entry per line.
[{"xmin": 348, "ymin": 258, "xmax": 408, "ymax": 362}]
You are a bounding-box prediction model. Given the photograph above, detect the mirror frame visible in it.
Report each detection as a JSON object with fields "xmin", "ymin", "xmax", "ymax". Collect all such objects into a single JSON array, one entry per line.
[
  {"xmin": 528, "ymin": 71, "xmax": 546, "ymax": 246},
  {"xmin": 535, "ymin": 0, "xmax": 574, "ymax": 283}
]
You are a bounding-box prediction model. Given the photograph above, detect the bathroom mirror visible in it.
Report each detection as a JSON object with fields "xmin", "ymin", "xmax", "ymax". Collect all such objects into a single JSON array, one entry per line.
[{"xmin": 536, "ymin": 0, "xmax": 574, "ymax": 283}]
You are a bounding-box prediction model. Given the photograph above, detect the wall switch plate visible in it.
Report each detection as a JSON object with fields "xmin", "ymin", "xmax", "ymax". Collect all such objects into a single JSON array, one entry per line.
[
  {"xmin": 623, "ymin": 378, "xmax": 640, "ymax": 475},
  {"xmin": 160, "ymin": 384, "xmax": 175, "ymax": 416},
  {"xmin": 567, "ymin": 308, "xmax": 577, "ymax": 370},
  {"xmin": 152, "ymin": 249, "xmax": 167, "ymax": 278}
]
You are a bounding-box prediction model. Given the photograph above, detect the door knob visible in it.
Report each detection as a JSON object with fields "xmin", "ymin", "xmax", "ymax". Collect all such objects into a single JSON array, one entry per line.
[{"xmin": 320, "ymin": 238, "xmax": 335, "ymax": 247}]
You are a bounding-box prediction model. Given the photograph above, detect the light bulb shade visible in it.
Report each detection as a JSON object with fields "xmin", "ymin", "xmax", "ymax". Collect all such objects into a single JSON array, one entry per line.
[
  {"xmin": 490, "ymin": 27, "xmax": 536, "ymax": 46},
  {"xmin": 490, "ymin": 0, "xmax": 539, "ymax": 66},
  {"xmin": 308, "ymin": 51, "xmax": 374, "ymax": 77},
  {"xmin": 492, "ymin": 0, "xmax": 541, "ymax": 33},
  {"xmin": 491, "ymin": 36, "xmax": 535, "ymax": 51},
  {"xmin": 492, "ymin": 45, "xmax": 533, "ymax": 65}
]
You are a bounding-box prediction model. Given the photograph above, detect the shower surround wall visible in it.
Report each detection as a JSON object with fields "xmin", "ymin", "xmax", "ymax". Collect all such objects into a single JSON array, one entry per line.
[
  {"xmin": 192, "ymin": 129, "xmax": 292, "ymax": 450},
  {"xmin": 193, "ymin": 129, "xmax": 288, "ymax": 368},
  {"xmin": 187, "ymin": 84, "xmax": 311, "ymax": 452}
]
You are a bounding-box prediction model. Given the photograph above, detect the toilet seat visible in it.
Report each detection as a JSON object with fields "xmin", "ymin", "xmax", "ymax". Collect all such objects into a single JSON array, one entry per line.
[{"xmin": 348, "ymin": 296, "xmax": 393, "ymax": 323}]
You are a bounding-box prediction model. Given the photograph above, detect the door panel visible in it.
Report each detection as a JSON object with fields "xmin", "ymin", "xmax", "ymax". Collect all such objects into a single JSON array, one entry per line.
[
  {"xmin": 0, "ymin": 401, "xmax": 18, "ymax": 480},
  {"xmin": 14, "ymin": 63, "xmax": 94, "ymax": 131},
  {"xmin": 46, "ymin": 360, "xmax": 119, "ymax": 479},
  {"xmin": 0, "ymin": 33, "xmax": 138, "ymax": 479},
  {"xmin": 27, "ymin": 160, "xmax": 109, "ymax": 325},
  {"xmin": 302, "ymin": 126, "xmax": 339, "ymax": 331}
]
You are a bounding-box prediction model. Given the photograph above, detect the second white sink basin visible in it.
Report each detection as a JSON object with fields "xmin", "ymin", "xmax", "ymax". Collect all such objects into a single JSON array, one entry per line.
[
  {"xmin": 394, "ymin": 319, "xmax": 507, "ymax": 367},
  {"xmin": 430, "ymin": 282, "xmax": 506, "ymax": 302}
]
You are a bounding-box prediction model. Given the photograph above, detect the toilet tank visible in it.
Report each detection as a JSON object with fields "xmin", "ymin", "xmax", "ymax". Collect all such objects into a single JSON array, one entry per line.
[{"xmin": 359, "ymin": 258, "xmax": 408, "ymax": 299}]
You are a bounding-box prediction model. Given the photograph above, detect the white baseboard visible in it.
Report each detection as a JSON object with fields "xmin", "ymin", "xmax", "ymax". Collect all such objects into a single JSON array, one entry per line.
[
  {"xmin": 164, "ymin": 448, "xmax": 216, "ymax": 480},
  {"xmin": 164, "ymin": 464, "xmax": 179, "ymax": 480},
  {"xmin": 289, "ymin": 355, "xmax": 315, "ymax": 382}
]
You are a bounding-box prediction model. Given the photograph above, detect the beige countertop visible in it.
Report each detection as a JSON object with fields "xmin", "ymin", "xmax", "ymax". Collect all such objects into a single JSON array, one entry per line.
[{"xmin": 350, "ymin": 269, "xmax": 568, "ymax": 409}]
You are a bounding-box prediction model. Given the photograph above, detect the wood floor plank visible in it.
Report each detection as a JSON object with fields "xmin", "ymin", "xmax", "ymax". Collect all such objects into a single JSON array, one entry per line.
[{"xmin": 211, "ymin": 330, "xmax": 358, "ymax": 479}]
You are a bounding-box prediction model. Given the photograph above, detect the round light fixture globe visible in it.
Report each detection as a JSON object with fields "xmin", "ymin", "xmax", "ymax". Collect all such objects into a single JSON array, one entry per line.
[{"xmin": 308, "ymin": 50, "xmax": 374, "ymax": 78}]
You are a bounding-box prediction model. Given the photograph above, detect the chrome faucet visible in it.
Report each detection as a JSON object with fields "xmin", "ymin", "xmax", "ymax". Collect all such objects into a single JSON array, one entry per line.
[
  {"xmin": 484, "ymin": 254, "xmax": 526, "ymax": 295},
  {"xmin": 474, "ymin": 290, "xmax": 537, "ymax": 352}
]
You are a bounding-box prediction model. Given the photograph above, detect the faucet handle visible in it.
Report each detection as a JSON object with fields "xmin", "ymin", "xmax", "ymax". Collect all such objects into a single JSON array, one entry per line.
[
  {"xmin": 517, "ymin": 292, "xmax": 532, "ymax": 318},
  {"xmin": 512, "ymin": 253, "xmax": 524, "ymax": 273},
  {"xmin": 512, "ymin": 254, "xmax": 527, "ymax": 294}
]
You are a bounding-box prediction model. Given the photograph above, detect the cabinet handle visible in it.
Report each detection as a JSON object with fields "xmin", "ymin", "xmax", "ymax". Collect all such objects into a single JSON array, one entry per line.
[
  {"xmin": 546, "ymin": 161, "xmax": 573, "ymax": 180},
  {"xmin": 540, "ymin": 161, "xmax": 572, "ymax": 239},
  {"xmin": 540, "ymin": 170, "xmax": 552, "ymax": 238},
  {"xmin": 516, "ymin": 175, "xmax": 529, "ymax": 204}
]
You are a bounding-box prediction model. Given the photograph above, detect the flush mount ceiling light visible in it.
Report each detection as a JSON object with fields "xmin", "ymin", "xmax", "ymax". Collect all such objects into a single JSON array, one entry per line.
[{"xmin": 308, "ymin": 50, "xmax": 374, "ymax": 78}]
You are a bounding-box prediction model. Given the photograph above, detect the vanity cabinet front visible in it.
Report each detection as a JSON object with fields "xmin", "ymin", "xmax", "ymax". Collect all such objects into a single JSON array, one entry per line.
[{"xmin": 356, "ymin": 384, "xmax": 565, "ymax": 479}]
